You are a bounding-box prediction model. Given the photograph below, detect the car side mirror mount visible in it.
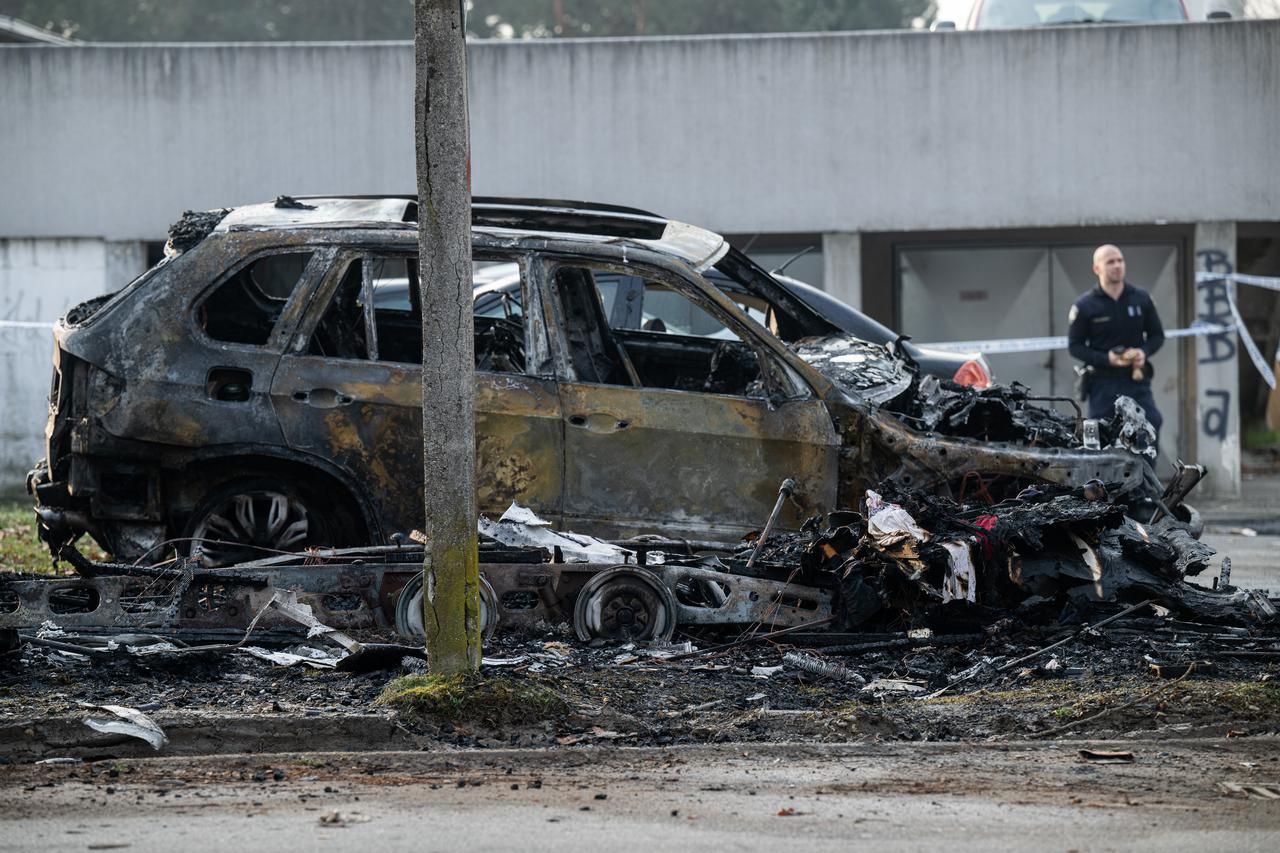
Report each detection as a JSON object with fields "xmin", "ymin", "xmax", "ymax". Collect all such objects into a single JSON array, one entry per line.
[{"xmin": 930, "ymin": 19, "xmax": 957, "ymax": 30}]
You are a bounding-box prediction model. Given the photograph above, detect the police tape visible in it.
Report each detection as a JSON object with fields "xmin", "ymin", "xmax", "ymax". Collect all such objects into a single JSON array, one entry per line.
[
  {"xmin": 1196, "ymin": 271, "xmax": 1280, "ymax": 390},
  {"xmin": 0, "ymin": 320, "xmax": 56, "ymax": 330},
  {"xmin": 921, "ymin": 323, "xmax": 1235, "ymax": 356},
  {"xmin": 1199, "ymin": 271, "xmax": 1280, "ymax": 292}
]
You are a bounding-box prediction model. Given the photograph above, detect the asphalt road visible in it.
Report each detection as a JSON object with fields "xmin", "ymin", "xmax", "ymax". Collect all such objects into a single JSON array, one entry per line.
[
  {"xmin": 1200, "ymin": 531, "xmax": 1280, "ymax": 595},
  {"xmin": 3, "ymin": 741, "xmax": 1279, "ymax": 853}
]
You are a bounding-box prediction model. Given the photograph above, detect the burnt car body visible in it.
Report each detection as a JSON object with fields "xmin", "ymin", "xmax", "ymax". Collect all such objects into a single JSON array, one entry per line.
[{"xmin": 28, "ymin": 196, "xmax": 1157, "ymax": 564}]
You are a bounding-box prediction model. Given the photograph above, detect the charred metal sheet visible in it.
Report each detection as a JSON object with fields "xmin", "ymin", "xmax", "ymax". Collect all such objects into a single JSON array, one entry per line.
[
  {"xmin": 1, "ymin": 537, "xmax": 839, "ymax": 644},
  {"xmin": 795, "ymin": 334, "xmax": 1158, "ymax": 507},
  {"xmin": 474, "ymin": 375, "xmax": 564, "ymax": 523},
  {"xmin": 666, "ymin": 565, "xmax": 832, "ymax": 628},
  {"xmin": 0, "ymin": 571, "xmax": 389, "ymax": 636},
  {"xmin": 828, "ymin": 397, "xmax": 1145, "ymax": 508},
  {"xmin": 214, "ymin": 198, "xmax": 412, "ymax": 232},
  {"xmin": 792, "ymin": 336, "xmax": 913, "ymax": 406},
  {"xmin": 639, "ymin": 220, "xmax": 727, "ymax": 272}
]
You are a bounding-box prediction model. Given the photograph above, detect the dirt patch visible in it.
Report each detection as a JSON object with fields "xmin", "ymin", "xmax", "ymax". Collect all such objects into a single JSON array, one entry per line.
[{"xmin": 2, "ymin": 619, "xmax": 1277, "ymax": 759}]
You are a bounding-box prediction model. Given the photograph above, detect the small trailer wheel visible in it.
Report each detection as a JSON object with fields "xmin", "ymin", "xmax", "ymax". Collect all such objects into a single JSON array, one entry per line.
[
  {"xmin": 573, "ymin": 566, "xmax": 677, "ymax": 643},
  {"xmin": 395, "ymin": 572, "xmax": 498, "ymax": 643}
]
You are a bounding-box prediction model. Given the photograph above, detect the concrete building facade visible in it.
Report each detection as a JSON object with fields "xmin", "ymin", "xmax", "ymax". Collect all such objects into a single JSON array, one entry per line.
[{"xmin": 1, "ymin": 21, "xmax": 1277, "ymax": 496}]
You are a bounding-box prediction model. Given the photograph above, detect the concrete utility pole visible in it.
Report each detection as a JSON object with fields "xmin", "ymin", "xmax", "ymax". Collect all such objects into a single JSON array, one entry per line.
[{"xmin": 414, "ymin": 0, "xmax": 480, "ymax": 673}]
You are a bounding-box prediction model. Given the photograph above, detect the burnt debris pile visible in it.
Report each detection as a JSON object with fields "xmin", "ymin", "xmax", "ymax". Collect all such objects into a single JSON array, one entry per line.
[
  {"xmin": 889, "ymin": 377, "xmax": 1078, "ymax": 447},
  {"xmin": 2, "ymin": 488, "xmax": 1277, "ymax": 749},
  {"xmin": 165, "ymin": 208, "xmax": 230, "ymax": 254},
  {"xmin": 2, "ymin": 487, "xmax": 1273, "ymax": 721},
  {"xmin": 886, "ymin": 375, "xmax": 1158, "ymax": 454},
  {"xmin": 796, "ymin": 333, "xmax": 1161, "ymax": 453},
  {"xmin": 742, "ymin": 483, "xmax": 1275, "ymax": 633}
]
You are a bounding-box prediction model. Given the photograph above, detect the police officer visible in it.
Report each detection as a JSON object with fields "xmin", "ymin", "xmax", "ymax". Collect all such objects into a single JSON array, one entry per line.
[{"xmin": 1067, "ymin": 244, "xmax": 1165, "ymax": 437}]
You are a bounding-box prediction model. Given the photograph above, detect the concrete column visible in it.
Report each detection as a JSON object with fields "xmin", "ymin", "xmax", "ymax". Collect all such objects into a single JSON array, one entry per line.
[
  {"xmin": 1193, "ymin": 222, "xmax": 1242, "ymax": 499},
  {"xmin": 821, "ymin": 232, "xmax": 861, "ymax": 310}
]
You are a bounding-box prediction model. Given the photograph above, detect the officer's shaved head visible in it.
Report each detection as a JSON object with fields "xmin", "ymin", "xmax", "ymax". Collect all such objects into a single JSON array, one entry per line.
[
  {"xmin": 1093, "ymin": 244, "xmax": 1122, "ymax": 265},
  {"xmin": 1093, "ymin": 244, "xmax": 1126, "ymax": 288}
]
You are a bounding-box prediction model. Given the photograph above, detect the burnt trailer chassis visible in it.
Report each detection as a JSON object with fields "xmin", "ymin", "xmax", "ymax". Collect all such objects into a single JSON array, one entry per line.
[
  {"xmin": 1, "ymin": 467, "xmax": 1238, "ymax": 654},
  {"xmin": 0, "ymin": 543, "xmax": 829, "ymax": 649}
]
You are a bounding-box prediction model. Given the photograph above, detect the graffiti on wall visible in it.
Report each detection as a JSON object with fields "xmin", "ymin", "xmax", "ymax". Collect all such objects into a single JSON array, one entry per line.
[{"xmin": 1195, "ymin": 249, "xmax": 1234, "ymax": 442}]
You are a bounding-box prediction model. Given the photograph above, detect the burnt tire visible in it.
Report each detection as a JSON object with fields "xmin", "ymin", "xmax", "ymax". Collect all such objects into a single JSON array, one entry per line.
[{"xmin": 183, "ymin": 478, "xmax": 350, "ymax": 567}]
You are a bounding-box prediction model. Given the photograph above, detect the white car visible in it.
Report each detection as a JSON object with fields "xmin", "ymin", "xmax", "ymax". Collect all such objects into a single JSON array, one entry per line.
[{"xmin": 932, "ymin": 0, "xmax": 1188, "ymax": 29}]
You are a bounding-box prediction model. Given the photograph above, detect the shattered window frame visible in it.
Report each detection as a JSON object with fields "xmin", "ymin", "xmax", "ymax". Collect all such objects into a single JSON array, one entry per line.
[
  {"xmin": 282, "ymin": 243, "xmax": 545, "ymax": 375},
  {"xmin": 538, "ymin": 254, "xmax": 811, "ymax": 402},
  {"xmin": 708, "ymin": 250, "xmax": 836, "ymax": 344},
  {"xmin": 361, "ymin": 253, "xmax": 426, "ymax": 365},
  {"xmin": 607, "ymin": 275, "xmax": 742, "ymax": 341},
  {"xmin": 190, "ymin": 247, "xmax": 324, "ymax": 351},
  {"xmin": 471, "ymin": 252, "xmax": 538, "ymax": 377},
  {"xmin": 303, "ymin": 250, "xmax": 375, "ymax": 361}
]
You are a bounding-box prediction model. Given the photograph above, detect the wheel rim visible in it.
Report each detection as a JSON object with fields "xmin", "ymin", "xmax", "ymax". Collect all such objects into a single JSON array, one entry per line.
[
  {"xmin": 395, "ymin": 573, "xmax": 497, "ymax": 642},
  {"xmin": 190, "ymin": 490, "xmax": 311, "ymax": 567},
  {"xmin": 574, "ymin": 567, "xmax": 676, "ymax": 643}
]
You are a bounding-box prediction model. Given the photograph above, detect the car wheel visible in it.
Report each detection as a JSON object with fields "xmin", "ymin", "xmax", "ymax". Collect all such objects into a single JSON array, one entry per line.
[{"xmin": 184, "ymin": 479, "xmax": 335, "ymax": 567}]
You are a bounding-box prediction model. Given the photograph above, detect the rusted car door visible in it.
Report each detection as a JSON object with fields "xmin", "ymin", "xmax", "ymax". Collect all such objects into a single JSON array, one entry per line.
[
  {"xmin": 543, "ymin": 258, "xmax": 840, "ymax": 541},
  {"xmin": 269, "ymin": 249, "xmax": 564, "ymax": 535}
]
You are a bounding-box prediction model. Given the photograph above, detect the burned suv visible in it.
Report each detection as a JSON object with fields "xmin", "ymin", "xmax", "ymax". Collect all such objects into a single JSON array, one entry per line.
[{"xmin": 29, "ymin": 196, "xmax": 1162, "ymax": 564}]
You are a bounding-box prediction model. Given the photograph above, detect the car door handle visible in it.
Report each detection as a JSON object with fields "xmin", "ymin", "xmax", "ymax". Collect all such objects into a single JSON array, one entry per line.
[
  {"xmin": 292, "ymin": 388, "xmax": 354, "ymax": 408},
  {"xmin": 567, "ymin": 413, "xmax": 631, "ymax": 433}
]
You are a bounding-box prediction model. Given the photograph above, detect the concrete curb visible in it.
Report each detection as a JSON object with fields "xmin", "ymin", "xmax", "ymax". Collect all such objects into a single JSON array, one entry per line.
[
  {"xmin": 0, "ymin": 714, "xmax": 419, "ymax": 763},
  {"xmin": 3, "ymin": 714, "xmax": 1274, "ymax": 764},
  {"xmin": 1202, "ymin": 514, "xmax": 1280, "ymax": 524},
  {"xmin": 4, "ymin": 733, "xmax": 1277, "ymax": 770}
]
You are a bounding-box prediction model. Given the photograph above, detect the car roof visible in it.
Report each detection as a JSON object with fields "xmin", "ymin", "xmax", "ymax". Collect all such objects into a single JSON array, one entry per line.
[
  {"xmin": 213, "ymin": 195, "xmax": 728, "ymax": 271},
  {"xmin": 215, "ymin": 197, "xmax": 413, "ymax": 230}
]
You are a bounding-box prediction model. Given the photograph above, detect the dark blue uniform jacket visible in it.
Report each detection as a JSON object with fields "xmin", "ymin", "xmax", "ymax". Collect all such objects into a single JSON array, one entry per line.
[{"xmin": 1067, "ymin": 284, "xmax": 1165, "ymax": 378}]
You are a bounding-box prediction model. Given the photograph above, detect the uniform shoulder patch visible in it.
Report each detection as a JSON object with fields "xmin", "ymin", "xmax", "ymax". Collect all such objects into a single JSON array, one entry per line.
[{"xmin": 1068, "ymin": 305, "xmax": 1079, "ymax": 324}]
